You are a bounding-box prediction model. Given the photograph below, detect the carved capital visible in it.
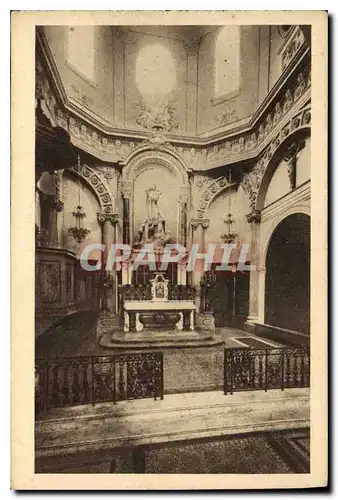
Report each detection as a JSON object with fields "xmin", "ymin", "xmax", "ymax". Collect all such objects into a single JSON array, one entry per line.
[
  {"xmin": 190, "ymin": 218, "xmax": 210, "ymax": 229},
  {"xmin": 97, "ymin": 213, "xmax": 119, "ymax": 225},
  {"xmin": 246, "ymin": 209, "xmax": 261, "ymax": 224},
  {"xmin": 201, "ymin": 219, "xmax": 210, "ymax": 229},
  {"xmin": 121, "ymin": 180, "xmax": 132, "ymax": 199}
]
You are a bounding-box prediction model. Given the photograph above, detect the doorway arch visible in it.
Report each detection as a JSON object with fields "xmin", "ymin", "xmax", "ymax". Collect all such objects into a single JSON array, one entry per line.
[{"xmin": 265, "ymin": 213, "xmax": 310, "ymax": 334}]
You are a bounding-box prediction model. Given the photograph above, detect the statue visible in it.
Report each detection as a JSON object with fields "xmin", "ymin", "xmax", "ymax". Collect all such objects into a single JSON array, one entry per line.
[
  {"xmin": 134, "ymin": 184, "xmax": 171, "ymax": 246},
  {"xmin": 146, "ymin": 184, "xmax": 162, "ymax": 220}
]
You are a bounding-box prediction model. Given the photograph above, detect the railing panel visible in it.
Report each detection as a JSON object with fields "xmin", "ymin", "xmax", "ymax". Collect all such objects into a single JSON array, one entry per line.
[
  {"xmin": 224, "ymin": 347, "xmax": 310, "ymax": 395},
  {"xmin": 35, "ymin": 352, "xmax": 163, "ymax": 418}
]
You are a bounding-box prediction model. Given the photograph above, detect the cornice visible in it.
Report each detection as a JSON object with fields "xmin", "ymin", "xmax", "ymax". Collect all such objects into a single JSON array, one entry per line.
[{"xmin": 36, "ymin": 27, "xmax": 311, "ymax": 172}]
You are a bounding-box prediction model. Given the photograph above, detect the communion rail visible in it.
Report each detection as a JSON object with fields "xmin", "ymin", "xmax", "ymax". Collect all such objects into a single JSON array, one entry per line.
[
  {"xmin": 224, "ymin": 347, "xmax": 310, "ymax": 395},
  {"xmin": 35, "ymin": 352, "xmax": 163, "ymax": 418}
]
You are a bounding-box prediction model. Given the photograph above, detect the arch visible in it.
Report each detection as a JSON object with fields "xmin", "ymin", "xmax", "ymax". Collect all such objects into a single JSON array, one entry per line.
[
  {"xmin": 67, "ymin": 164, "xmax": 115, "ymax": 214},
  {"xmin": 264, "ymin": 213, "xmax": 310, "ymax": 334},
  {"xmin": 260, "ymin": 203, "xmax": 310, "ymax": 265},
  {"xmin": 255, "ymin": 126, "xmax": 311, "ymax": 211},
  {"xmin": 122, "ymin": 148, "xmax": 189, "ymax": 186},
  {"xmin": 196, "ymin": 177, "xmax": 235, "ymax": 221}
]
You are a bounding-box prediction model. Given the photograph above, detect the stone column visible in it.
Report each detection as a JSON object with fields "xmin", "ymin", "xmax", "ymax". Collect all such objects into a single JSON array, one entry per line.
[
  {"xmin": 121, "ymin": 181, "xmax": 132, "ymax": 284},
  {"xmin": 122, "ymin": 180, "xmax": 132, "ymax": 245},
  {"xmin": 39, "ymin": 193, "xmax": 64, "ymax": 247},
  {"xmin": 257, "ymin": 265, "xmax": 266, "ymax": 323},
  {"xmin": 97, "ymin": 213, "xmax": 119, "ymax": 314},
  {"xmin": 190, "ymin": 218, "xmax": 215, "ymax": 333},
  {"xmin": 178, "ymin": 188, "xmax": 189, "ymax": 285},
  {"xmin": 190, "ymin": 219, "xmax": 206, "ymax": 311},
  {"xmin": 244, "ymin": 209, "xmax": 261, "ymax": 333}
]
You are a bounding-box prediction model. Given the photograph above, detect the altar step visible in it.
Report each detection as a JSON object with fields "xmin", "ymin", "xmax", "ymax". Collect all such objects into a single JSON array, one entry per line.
[
  {"xmin": 99, "ymin": 330, "xmax": 224, "ymax": 349},
  {"xmin": 96, "ymin": 312, "xmax": 121, "ymax": 338}
]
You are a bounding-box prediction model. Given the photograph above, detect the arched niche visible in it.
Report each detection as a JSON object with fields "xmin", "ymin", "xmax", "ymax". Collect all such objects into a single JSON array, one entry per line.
[
  {"xmin": 255, "ymin": 127, "xmax": 311, "ymax": 212},
  {"xmin": 122, "ymin": 148, "xmax": 189, "ymax": 186},
  {"xmin": 121, "ymin": 149, "xmax": 190, "ymax": 243},
  {"xmin": 264, "ymin": 212, "xmax": 310, "ymax": 334}
]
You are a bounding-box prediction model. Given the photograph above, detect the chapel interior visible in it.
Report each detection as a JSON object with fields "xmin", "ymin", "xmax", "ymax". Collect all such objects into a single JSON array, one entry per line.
[{"xmin": 35, "ymin": 24, "xmax": 311, "ymax": 474}]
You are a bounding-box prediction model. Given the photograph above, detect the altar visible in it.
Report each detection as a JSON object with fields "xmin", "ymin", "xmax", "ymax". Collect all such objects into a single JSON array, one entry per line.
[
  {"xmin": 124, "ymin": 300, "xmax": 195, "ymax": 333},
  {"xmin": 98, "ymin": 183, "xmax": 222, "ymax": 348},
  {"xmin": 123, "ymin": 274, "xmax": 195, "ymax": 333}
]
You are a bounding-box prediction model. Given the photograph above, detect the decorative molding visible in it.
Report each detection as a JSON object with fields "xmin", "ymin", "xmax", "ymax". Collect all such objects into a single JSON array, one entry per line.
[
  {"xmin": 68, "ymin": 163, "xmax": 115, "ymax": 214},
  {"xmin": 281, "ymin": 26, "xmax": 306, "ymax": 71},
  {"xmin": 195, "ymin": 177, "xmax": 236, "ymax": 221},
  {"xmin": 241, "ymin": 104, "xmax": 311, "ymax": 211},
  {"xmin": 122, "ymin": 149, "xmax": 189, "ymax": 187},
  {"xmin": 36, "ymin": 28, "xmax": 311, "ymax": 174},
  {"xmin": 217, "ymin": 101, "xmax": 238, "ymax": 127}
]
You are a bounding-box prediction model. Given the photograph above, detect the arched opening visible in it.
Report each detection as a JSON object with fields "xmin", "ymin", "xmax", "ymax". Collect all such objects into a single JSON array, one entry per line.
[{"xmin": 265, "ymin": 213, "xmax": 310, "ymax": 334}]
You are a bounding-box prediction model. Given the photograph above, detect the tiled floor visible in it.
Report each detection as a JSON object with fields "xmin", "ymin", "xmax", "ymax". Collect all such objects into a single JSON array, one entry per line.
[
  {"xmin": 36, "ymin": 311, "xmax": 282, "ymax": 359},
  {"xmin": 143, "ymin": 429, "xmax": 310, "ymax": 473}
]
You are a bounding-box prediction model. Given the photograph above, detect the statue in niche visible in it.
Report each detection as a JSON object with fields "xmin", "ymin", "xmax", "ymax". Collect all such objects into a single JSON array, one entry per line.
[
  {"xmin": 146, "ymin": 184, "xmax": 162, "ymax": 220},
  {"xmin": 134, "ymin": 184, "xmax": 171, "ymax": 246}
]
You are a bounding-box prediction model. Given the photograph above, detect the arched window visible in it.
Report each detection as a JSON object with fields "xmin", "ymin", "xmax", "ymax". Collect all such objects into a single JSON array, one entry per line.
[
  {"xmin": 214, "ymin": 26, "xmax": 240, "ymax": 100},
  {"xmin": 67, "ymin": 26, "xmax": 95, "ymax": 82},
  {"xmin": 136, "ymin": 44, "xmax": 175, "ymax": 106}
]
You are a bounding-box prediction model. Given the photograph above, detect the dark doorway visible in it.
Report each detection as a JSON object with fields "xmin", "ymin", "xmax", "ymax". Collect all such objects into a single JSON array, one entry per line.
[
  {"xmin": 207, "ymin": 267, "xmax": 249, "ymax": 328},
  {"xmin": 265, "ymin": 213, "xmax": 310, "ymax": 334}
]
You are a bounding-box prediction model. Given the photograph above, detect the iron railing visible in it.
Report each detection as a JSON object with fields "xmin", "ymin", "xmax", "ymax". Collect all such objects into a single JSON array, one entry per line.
[
  {"xmin": 224, "ymin": 347, "xmax": 310, "ymax": 395},
  {"xmin": 35, "ymin": 352, "xmax": 163, "ymax": 418}
]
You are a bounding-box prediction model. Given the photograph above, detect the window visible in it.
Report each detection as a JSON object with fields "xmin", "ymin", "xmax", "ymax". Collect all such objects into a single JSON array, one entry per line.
[
  {"xmin": 67, "ymin": 26, "xmax": 95, "ymax": 82},
  {"xmin": 136, "ymin": 44, "xmax": 175, "ymax": 106},
  {"xmin": 214, "ymin": 26, "xmax": 240, "ymax": 101}
]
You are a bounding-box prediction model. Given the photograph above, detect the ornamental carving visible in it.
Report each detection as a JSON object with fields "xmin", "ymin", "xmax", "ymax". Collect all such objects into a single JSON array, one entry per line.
[
  {"xmin": 97, "ymin": 213, "xmax": 119, "ymax": 225},
  {"xmin": 281, "ymin": 26, "xmax": 306, "ymax": 70},
  {"xmin": 194, "ymin": 177, "xmax": 232, "ymax": 221},
  {"xmin": 246, "ymin": 209, "xmax": 262, "ymax": 224},
  {"xmin": 68, "ymin": 164, "xmax": 114, "ymax": 214},
  {"xmin": 136, "ymin": 99, "xmax": 179, "ymax": 132},
  {"xmin": 36, "ymin": 35, "xmax": 311, "ymax": 173},
  {"xmin": 121, "ymin": 180, "xmax": 132, "ymax": 199},
  {"xmin": 190, "ymin": 218, "xmax": 210, "ymax": 229},
  {"xmin": 241, "ymin": 105, "xmax": 311, "ymax": 210}
]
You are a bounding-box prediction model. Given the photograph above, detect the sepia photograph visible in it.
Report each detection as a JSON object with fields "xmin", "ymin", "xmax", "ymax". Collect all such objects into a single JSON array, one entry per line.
[{"xmin": 11, "ymin": 10, "xmax": 327, "ymax": 489}]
